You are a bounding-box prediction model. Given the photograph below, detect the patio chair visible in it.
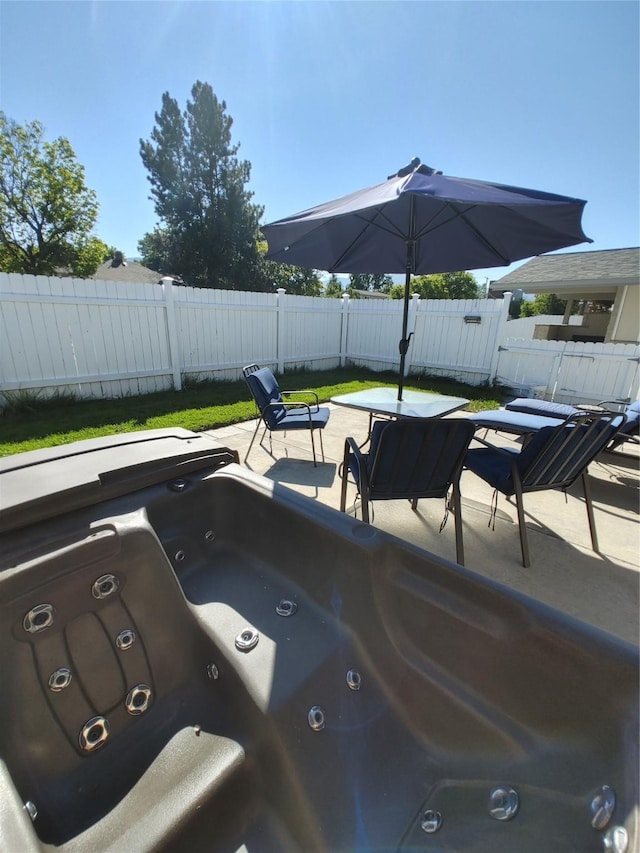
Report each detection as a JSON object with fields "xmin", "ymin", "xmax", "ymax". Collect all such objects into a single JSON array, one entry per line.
[
  {"xmin": 464, "ymin": 410, "xmax": 627, "ymax": 568},
  {"xmin": 339, "ymin": 418, "xmax": 475, "ymax": 565},
  {"xmin": 242, "ymin": 364, "xmax": 330, "ymax": 467}
]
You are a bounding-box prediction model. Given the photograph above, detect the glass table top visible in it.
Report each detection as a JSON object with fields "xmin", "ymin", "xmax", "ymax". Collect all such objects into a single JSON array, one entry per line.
[{"xmin": 330, "ymin": 387, "xmax": 469, "ymax": 419}]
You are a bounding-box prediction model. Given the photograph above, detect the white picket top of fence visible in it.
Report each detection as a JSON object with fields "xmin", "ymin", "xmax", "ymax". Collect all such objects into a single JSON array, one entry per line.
[{"xmin": 1, "ymin": 272, "xmax": 638, "ymax": 405}]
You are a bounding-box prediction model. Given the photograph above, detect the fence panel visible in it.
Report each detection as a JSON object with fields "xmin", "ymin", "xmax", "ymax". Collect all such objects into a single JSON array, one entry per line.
[
  {"xmin": 411, "ymin": 298, "xmax": 505, "ymax": 385},
  {"xmin": 175, "ymin": 287, "xmax": 277, "ymax": 381},
  {"xmin": 280, "ymin": 293, "xmax": 343, "ymax": 372},
  {"xmin": 343, "ymin": 299, "xmax": 405, "ymax": 372},
  {"xmin": 0, "ymin": 273, "xmax": 172, "ymax": 398}
]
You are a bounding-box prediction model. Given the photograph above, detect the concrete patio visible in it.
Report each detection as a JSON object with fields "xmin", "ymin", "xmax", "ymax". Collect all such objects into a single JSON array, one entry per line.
[{"xmin": 206, "ymin": 403, "xmax": 639, "ymax": 647}]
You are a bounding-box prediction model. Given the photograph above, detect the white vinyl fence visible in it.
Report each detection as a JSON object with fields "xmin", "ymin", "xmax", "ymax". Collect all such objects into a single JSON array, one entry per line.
[
  {"xmin": 1, "ymin": 272, "xmax": 638, "ymax": 406},
  {"xmin": 0, "ymin": 273, "xmax": 507, "ymax": 401}
]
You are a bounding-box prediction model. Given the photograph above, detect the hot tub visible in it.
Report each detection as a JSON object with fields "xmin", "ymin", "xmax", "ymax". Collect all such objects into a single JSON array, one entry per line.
[{"xmin": 0, "ymin": 429, "xmax": 637, "ymax": 851}]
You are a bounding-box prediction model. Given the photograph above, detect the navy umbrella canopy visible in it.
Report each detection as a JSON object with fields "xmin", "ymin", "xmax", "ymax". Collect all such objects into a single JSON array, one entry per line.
[{"xmin": 261, "ymin": 158, "xmax": 591, "ymax": 398}]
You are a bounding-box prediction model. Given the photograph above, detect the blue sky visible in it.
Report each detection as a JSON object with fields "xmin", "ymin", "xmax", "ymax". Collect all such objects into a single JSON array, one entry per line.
[{"xmin": 1, "ymin": 1, "xmax": 638, "ymax": 285}]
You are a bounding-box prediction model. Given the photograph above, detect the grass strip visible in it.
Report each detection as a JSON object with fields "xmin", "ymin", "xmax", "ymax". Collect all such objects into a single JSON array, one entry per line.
[{"xmin": 0, "ymin": 368, "xmax": 501, "ymax": 456}]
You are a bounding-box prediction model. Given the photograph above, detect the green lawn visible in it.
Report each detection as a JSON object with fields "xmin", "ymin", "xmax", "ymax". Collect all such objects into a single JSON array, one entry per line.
[{"xmin": 0, "ymin": 368, "xmax": 502, "ymax": 457}]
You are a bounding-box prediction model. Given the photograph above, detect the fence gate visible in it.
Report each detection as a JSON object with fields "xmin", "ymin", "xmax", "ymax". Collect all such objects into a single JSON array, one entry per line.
[
  {"xmin": 552, "ymin": 344, "xmax": 640, "ymax": 404},
  {"xmin": 497, "ymin": 338, "xmax": 640, "ymax": 405}
]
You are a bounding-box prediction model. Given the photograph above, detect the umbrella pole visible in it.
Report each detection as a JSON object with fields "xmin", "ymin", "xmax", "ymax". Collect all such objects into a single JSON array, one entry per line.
[
  {"xmin": 398, "ymin": 194, "xmax": 416, "ymax": 401},
  {"xmin": 397, "ymin": 266, "xmax": 412, "ymax": 401}
]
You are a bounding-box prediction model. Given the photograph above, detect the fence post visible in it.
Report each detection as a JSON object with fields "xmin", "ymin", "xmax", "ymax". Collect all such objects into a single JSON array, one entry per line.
[
  {"xmin": 276, "ymin": 288, "xmax": 286, "ymax": 374},
  {"xmin": 488, "ymin": 292, "xmax": 512, "ymax": 384},
  {"xmin": 162, "ymin": 277, "xmax": 182, "ymax": 391},
  {"xmin": 340, "ymin": 292, "xmax": 350, "ymax": 367}
]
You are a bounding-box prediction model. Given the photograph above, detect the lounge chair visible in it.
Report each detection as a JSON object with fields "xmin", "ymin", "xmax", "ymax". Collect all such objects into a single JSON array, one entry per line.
[{"xmin": 504, "ymin": 398, "xmax": 639, "ymax": 452}]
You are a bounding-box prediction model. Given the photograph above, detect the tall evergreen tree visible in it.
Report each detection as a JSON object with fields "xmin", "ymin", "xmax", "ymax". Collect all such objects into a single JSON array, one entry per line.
[{"xmin": 139, "ymin": 82, "xmax": 265, "ymax": 290}]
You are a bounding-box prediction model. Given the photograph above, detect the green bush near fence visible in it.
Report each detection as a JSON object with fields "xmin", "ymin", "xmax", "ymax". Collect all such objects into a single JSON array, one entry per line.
[{"xmin": 0, "ymin": 367, "xmax": 502, "ymax": 457}]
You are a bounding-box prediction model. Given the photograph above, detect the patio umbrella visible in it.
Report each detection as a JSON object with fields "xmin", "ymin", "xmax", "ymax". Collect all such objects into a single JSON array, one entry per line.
[{"xmin": 261, "ymin": 158, "xmax": 591, "ymax": 399}]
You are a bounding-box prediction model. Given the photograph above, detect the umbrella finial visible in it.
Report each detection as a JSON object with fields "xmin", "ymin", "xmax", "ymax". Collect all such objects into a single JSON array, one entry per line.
[
  {"xmin": 388, "ymin": 157, "xmax": 421, "ymax": 179},
  {"xmin": 416, "ymin": 163, "xmax": 443, "ymax": 176}
]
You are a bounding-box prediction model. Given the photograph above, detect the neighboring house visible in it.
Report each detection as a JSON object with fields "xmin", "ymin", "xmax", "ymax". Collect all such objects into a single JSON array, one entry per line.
[
  {"xmin": 490, "ymin": 247, "xmax": 639, "ymax": 344},
  {"xmin": 350, "ymin": 288, "xmax": 389, "ymax": 300},
  {"xmin": 93, "ymin": 252, "xmax": 181, "ymax": 285}
]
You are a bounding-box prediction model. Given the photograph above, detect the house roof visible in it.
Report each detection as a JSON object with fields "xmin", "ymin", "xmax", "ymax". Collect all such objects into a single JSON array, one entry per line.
[
  {"xmin": 491, "ymin": 247, "xmax": 639, "ymax": 299},
  {"xmin": 92, "ymin": 254, "xmax": 164, "ymax": 284}
]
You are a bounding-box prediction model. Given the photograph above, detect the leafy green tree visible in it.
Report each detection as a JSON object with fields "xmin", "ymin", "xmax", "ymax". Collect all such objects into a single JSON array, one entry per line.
[
  {"xmin": 519, "ymin": 293, "xmax": 567, "ymax": 317},
  {"xmin": 285, "ymin": 267, "xmax": 323, "ymax": 296},
  {"xmin": 388, "ymin": 271, "xmax": 479, "ymax": 300},
  {"xmin": 324, "ymin": 274, "xmax": 344, "ymax": 298},
  {"xmin": 388, "ymin": 283, "xmax": 408, "ymax": 299},
  {"xmin": 348, "ymin": 273, "xmax": 393, "ymax": 293},
  {"xmin": 74, "ymin": 238, "xmax": 115, "ymax": 277},
  {"xmin": 0, "ymin": 113, "xmax": 102, "ymax": 276},
  {"xmin": 139, "ymin": 81, "xmax": 266, "ymax": 290},
  {"xmin": 260, "ymin": 259, "xmax": 322, "ymax": 295},
  {"xmin": 411, "ymin": 271, "xmax": 479, "ymax": 299},
  {"xmin": 254, "ymin": 240, "xmax": 322, "ymax": 294}
]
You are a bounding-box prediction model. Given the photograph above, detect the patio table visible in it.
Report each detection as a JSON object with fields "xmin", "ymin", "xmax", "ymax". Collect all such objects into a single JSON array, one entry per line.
[{"xmin": 331, "ymin": 387, "xmax": 469, "ymax": 439}]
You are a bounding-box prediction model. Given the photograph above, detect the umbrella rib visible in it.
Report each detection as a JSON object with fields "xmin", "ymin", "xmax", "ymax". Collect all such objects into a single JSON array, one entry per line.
[
  {"xmin": 363, "ymin": 208, "xmax": 411, "ymax": 240},
  {"xmin": 328, "ymin": 207, "xmax": 407, "ymax": 271}
]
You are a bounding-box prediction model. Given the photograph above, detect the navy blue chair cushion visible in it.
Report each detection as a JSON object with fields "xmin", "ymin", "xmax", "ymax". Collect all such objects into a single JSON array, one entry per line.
[
  {"xmin": 466, "ymin": 423, "xmax": 583, "ymax": 495},
  {"xmin": 245, "ymin": 368, "xmax": 286, "ymax": 427},
  {"xmin": 470, "ymin": 410, "xmax": 563, "ymax": 435},
  {"xmin": 275, "ymin": 407, "xmax": 330, "ymax": 431},
  {"xmin": 506, "ymin": 397, "xmax": 640, "ymax": 439},
  {"xmin": 505, "ymin": 398, "xmax": 581, "ymax": 419},
  {"xmin": 465, "ymin": 445, "xmax": 519, "ymax": 494}
]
